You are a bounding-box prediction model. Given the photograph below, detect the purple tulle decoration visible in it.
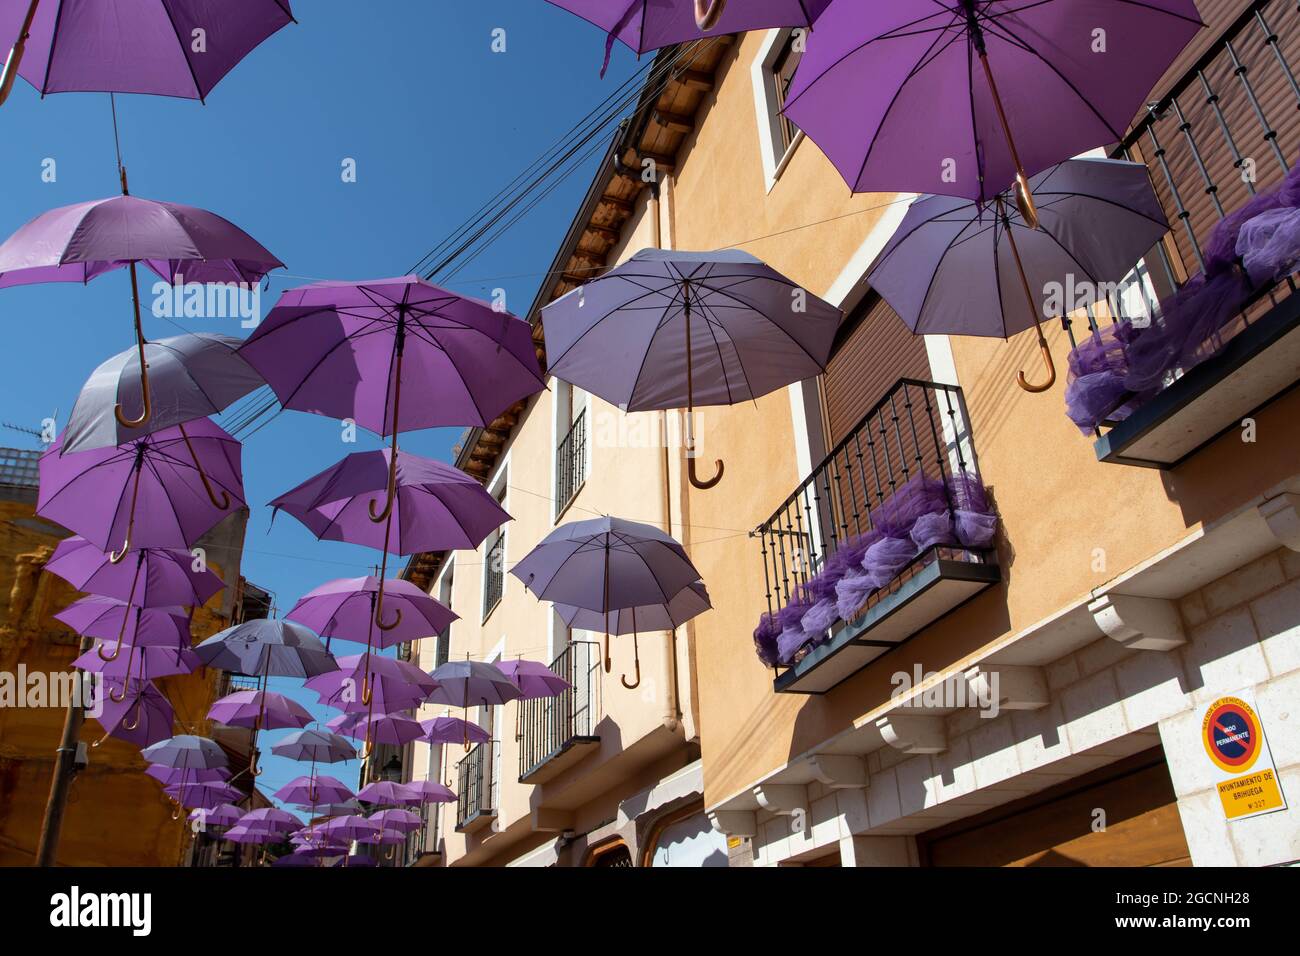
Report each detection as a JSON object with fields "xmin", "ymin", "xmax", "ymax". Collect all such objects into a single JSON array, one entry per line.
[
  {"xmin": 863, "ymin": 536, "xmax": 918, "ymax": 589},
  {"xmin": 1202, "ymin": 159, "xmax": 1300, "ymax": 274},
  {"xmin": 911, "ymin": 510, "xmax": 956, "ymax": 551},
  {"xmin": 801, "ymin": 598, "xmax": 840, "ymax": 635},
  {"xmin": 944, "ymin": 472, "xmax": 989, "ymax": 513},
  {"xmin": 777, "ymin": 624, "xmax": 813, "ymax": 665},
  {"xmin": 869, "ymin": 475, "xmax": 949, "ymax": 537},
  {"xmin": 954, "ymin": 510, "xmax": 999, "ymax": 549},
  {"xmin": 1237, "ymin": 206, "xmax": 1300, "ymax": 286},
  {"xmin": 753, "ymin": 613, "xmax": 781, "ymax": 668},
  {"xmin": 835, "ymin": 570, "xmax": 875, "ymax": 621}
]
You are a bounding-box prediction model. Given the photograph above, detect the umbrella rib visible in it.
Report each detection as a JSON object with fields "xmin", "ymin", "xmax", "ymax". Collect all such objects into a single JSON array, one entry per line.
[
  {"xmin": 693, "ymin": 297, "xmax": 746, "ymax": 406},
  {"xmin": 158, "ymin": 2, "xmax": 205, "ymax": 99},
  {"xmin": 991, "ymin": 211, "xmax": 1013, "ymax": 339}
]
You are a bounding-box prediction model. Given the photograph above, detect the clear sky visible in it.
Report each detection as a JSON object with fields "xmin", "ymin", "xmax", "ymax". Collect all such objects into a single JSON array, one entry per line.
[{"xmin": 1, "ymin": 1, "xmax": 640, "ymax": 806}]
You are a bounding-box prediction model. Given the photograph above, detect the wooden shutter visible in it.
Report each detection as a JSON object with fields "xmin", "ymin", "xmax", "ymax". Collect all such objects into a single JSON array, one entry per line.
[{"xmin": 821, "ymin": 292, "xmax": 931, "ymax": 447}]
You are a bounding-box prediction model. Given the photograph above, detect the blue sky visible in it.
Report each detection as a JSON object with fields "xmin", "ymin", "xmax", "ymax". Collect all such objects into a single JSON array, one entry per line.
[{"xmin": 1, "ymin": 2, "xmax": 639, "ymax": 804}]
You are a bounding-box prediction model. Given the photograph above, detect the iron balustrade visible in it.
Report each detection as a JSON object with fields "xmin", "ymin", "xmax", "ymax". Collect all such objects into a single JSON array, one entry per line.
[
  {"xmin": 753, "ymin": 378, "xmax": 989, "ymax": 621},
  {"xmin": 555, "ymin": 408, "xmax": 588, "ymax": 515},
  {"xmin": 518, "ymin": 641, "xmax": 599, "ymax": 780},
  {"xmin": 1070, "ymin": 0, "xmax": 1300, "ymax": 419},
  {"xmin": 456, "ymin": 740, "xmax": 495, "ymax": 826},
  {"xmin": 482, "ymin": 536, "xmax": 505, "ymax": 620}
]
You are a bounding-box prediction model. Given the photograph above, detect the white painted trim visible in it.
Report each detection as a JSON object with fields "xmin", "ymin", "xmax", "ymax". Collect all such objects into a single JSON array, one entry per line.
[
  {"xmin": 751, "ymin": 28, "xmax": 805, "ymax": 194},
  {"xmin": 482, "ymin": 455, "xmax": 510, "ymax": 619}
]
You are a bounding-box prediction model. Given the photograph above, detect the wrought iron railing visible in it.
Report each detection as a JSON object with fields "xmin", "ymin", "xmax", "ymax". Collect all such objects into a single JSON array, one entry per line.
[
  {"xmin": 754, "ymin": 378, "xmax": 989, "ymax": 620},
  {"xmin": 518, "ymin": 641, "xmax": 599, "ymax": 780},
  {"xmin": 482, "ymin": 537, "xmax": 504, "ymax": 620},
  {"xmin": 555, "ymin": 408, "xmax": 588, "ymax": 515},
  {"xmin": 456, "ymin": 741, "xmax": 494, "ymax": 827},
  {"xmin": 1070, "ymin": 0, "xmax": 1300, "ymax": 414}
]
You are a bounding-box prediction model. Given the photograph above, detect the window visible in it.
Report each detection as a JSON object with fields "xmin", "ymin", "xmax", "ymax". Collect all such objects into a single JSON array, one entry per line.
[
  {"xmin": 771, "ymin": 32, "xmax": 804, "ymax": 155},
  {"xmin": 752, "ymin": 28, "xmax": 808, "ymax": 189},
  {"xmin": 554, "ymin": 380, "xmax": 588, "ymax": 518},
  {"xmin": 435, "ymin": 561, "xmax": 454, "ymax": 668},
  {"xmin": 481, "ymin": 471, "xmax": 507, "ymax": 621}
]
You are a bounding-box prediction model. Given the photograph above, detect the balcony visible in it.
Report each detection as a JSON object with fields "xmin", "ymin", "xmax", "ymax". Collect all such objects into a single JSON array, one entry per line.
[
  {"xmin": 1077, "ymin": 0, "xmax": 1300, "ymax": 468},
  {"xmin": 754, "ymin": 379, "xmax": 1000, "ymax": 695},
  {"xmin": 455, "ymin": 741, "xmax": 496, "ymax": 833},
  {"xmin": 518, "ymin": 641, "xmax": 600, "ymax": 784},
  {"xmin": 555, "ymin": 408, "xmax": 588, "ymax": 516}
]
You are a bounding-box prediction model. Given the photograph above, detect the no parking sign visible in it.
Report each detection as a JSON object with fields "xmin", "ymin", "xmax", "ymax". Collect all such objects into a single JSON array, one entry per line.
[{"xmin": 1201, "ymin": 692, "xmax": 1287, "ymax": 821}]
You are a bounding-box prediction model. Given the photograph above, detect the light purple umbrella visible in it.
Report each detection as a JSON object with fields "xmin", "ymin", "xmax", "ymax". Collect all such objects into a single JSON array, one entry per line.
[
  {"xmin": 367, "ymin": 808, "xmax": 422, "ymax": 833},
  {"xmin": 73, "ymin": 640, "xmax": 199, "ymax": 681},
  {"xmin": 45, "ymin": 536, "xmax": 226, "ymax": 609},
  {"xmin": 148, "ymin": 764, "xmax": 229, "ymax": 787},
  {"xmin": 56, "ymin": 597, "xmax": 191, "ymax": 694},
  {"xmin": 305, "ymin": 654, "xmax": 438, "ymax": 716},
  {"xmin": 207, "ymin": 689, "xmax": 313, "ymax": 731},
  {"xmin": 165, "ymin": 781, "xmax": 243, "ymax": 810},
  {"xmin": 328, "ymin": 712, "xmax": 423, "ymax": 749},
  {"xmin": 63, "ymin": 333, "xmax": 265, "ymax": 454},
  {"xmin": 0, "ymin": 0, "xmax": 294, "ymax": 104},
  {"xmin": 403, "ymin": 779, "xmax": 457, "ymax": 805},
  {"xmin": 782, "ymin": 0, "xmax": 1202, "ymax": 218},
  {"xmin": 356, "ymin": 782, "xmax": 420, "ymax": 808},
  {"xmin": 270, "ymin": 729, "xmax": 356, "ymax": 764},
  {"xmin": 88, "ymin": 677, "xmax": 173, "ymax": 748},
  {"xmin": 238, "ymin": 807, "xmax": 303, "ymax": 835},
  {"xmin": 189, "ymin": 803, "xmax": 243, "ymax": 831},
  {"xmin": 274, "ymin": 774, "xmax": 354, "ymax": 807},
  {"xmin": 418, "ymin": 716, "xmax": 489, "ymax": 747},
  {"xmin": 222, "ymin": 825, "xmax": 275, "ymax": 845},
  {"xmin": 555, "ymin": 580, "xmax": 711, "ymax": 633},
  {"xmin": 498, "ymin": 660, "xmax": 570, "ymax": 700},
  {"xmin": 142, "ymin": 734, "xmax": 227, "ymax": 770},
  {"xmin": 426, "ymin": 660, "xmax": 519, "ymax": 748},
  {"xmin": 511, "ymin": 517, "xmax": 703, "ymax": 686},
  {"xmin": 866, "ymin": 158, "xmax": 1171, "ymax": 392},
  {"xmin": 542, "ymin": 249, "xmax": 840, "ymax": 489},
  {"xmin": 193, "ymin": 618, "xmax": 337, "ymax": 679},
  {"xmin": 321, "ymin": 814, "xmax": 379, "ymax": 843},
  {"xmin": 285, "ymin": 575, "xmax": 457, "ymax": 652},
  {"xmin": 37, "ymin": 419, "xmax": 245, "ymax": 557}
]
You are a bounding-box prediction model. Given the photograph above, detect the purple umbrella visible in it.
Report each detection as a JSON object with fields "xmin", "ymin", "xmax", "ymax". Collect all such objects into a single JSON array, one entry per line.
[
  {"xmin": 189, "ymin": 803, "xmax": 243, "ymax": 831},
  {"xmin": 782, "ymin": 0, "xmax": 1201, "ymax": 221},
  {"xmin": 418, "ymin": 716, "xmax": 489, "ymax": 747},
  {"xmin": 0, "ymin": 0, "xmax": 294, "ymax": 104},
  {"xmin": 56, "ymin": 598, "xmax": 191, "ymax": 695},
  {"xmin": 555, "ymin": 580, "xmax": 711, "ymax": 633},
  {"xmin": 73, "ymin": 640, "xmax": 200, "ymax": 681},
  {"xmin": 285, "ymin": 575, "xmax": 457, "ymax": 652},
  {"xmin": 165, "ymin": 781, "xmax": 243, "ymax": 810},
  {"xmin": 270, "ymin": 449, "xmax": 510, "ymax": 635},
  {"xmin": 367, "ymin": 808, "xmax": 422, "ymax": 833},
  {"xmin": 222, "ymin": 825, "xmax": 275, "ymax": 845},
  {"xmin": 270, "ymin": 729, "xmax": 356, "ymax": 764},
  {"xmin": 148, "ymin": 764, "xmax": 229, "ymax": 786},
  {"xmin": 867, "ymin": 158, "xmax": 1170, "ymax": 391},
  {"xmin": 274, "ymin": 774, "xmax": 355, "ymax": 807},
  {"xmin": 510, "ymin": 517, "xmax": 703, "ymax": 686},
  {"xmin": 88, "ymin": 677, "xmax": 173, "ymax": 748},
  {"xmin": 62, "ymin": 333, "xmax": 265, "ymax": 454},
  {"xmin": 207, "ymin": 689, "xmax": 313, "ymax": 731},
  {"xmin": 542, "ymin": 249, "xmax": 840, "ymax": 489},
  {"xmin": 328, "ymin": 712, "xmax": 423, "ymax": 749},
  {"xmin": 356, "ymin": 781, "xmax": 420, "ymax": 808},
  {"xmin": 37, "ymin": 419, "xmax": 245, "ymax": 557},
  {"xmin": 498, "ymin": 660, "xmax": 570, "ymax": 700},
  {"xmin": 305, "ymin": 654, "xmax": 438, "ymax": 716},
  {"xmin": 142, "ymin": 734, "xmax": 227, "ymax": 770},
  {"xmin": 238, "ymin": 807, "xmax": 303, "ymax": 835},
  {"xmin": 321, "ymin": 814, "xmax": 379, "ymax": 843},
  {"xmin": 193, "ymin": 618, "xmax": 337, "ymax": 679},
  {"xmin": 45, "ymin": 536, "xmax": 226, "ymax": 609},
  {"xmin": 403, "ymin": 780, "xmax": 457, "ymax": 805},
  {"xmin": 426, "ymin": 660, "xmax": 519, "ymax": 748}
]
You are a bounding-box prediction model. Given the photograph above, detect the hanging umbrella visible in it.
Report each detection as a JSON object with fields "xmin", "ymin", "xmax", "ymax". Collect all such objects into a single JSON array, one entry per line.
[
  {"xmin": 781, "ymin": 0, "xmax": 1201, "ymax": 227},
  {"xmin": 320, "ymin": 814, "xmax": 379, "ymax": 843},
  {"xmin": 148, "ymin": 764, "xmax": 229, "ymax": 786},
  {"xmin": 165, "ymin": 781, "xmax": 244, "ymax": 810},
  {"xmin": 37, "ymin": 419, "xmax": 245, "ymax": 558},
  {"xmin": 270, "ymin": 449, "xmax": 510, "ymax": 634},
  {"xmin": 418, "ymin": 716, "xmax": 489, "ymax": 747},
  {"xmin": 866, "ymin": 158, "xmax": 1170, "ymax": 391},
  {"xmin": 425, "ymin": 660, "xmax": 519, "ymax": 749},
  {"xmin": 542, "ymin": 249, "xmax": 840, "ymax": 489},
  {"xmin": 73, "ymin": 640, "xmax": 199, "ymax": 681},
  {"xmin": 270, "ymin": 729, "xmax": 356, "ymax": 764},
  {"xmin": 368, "ymin": 808, "xmax": 421, "ymax": 834},
  {"xmin": 207, "ymin": 689, "xmax": 313, "ymax": 731},
  {"xmin": 194, "ymin": 618, "xmax": 337, "ymax": 679},
  {"xmin": 142, "ymin": 734, "xmax": 227, "ymax": 770},
  {"xmin": 555, "ymin": 580, "xmax": 710, "ymax": 633},
  {"xmin": 46, "ymin": 537, "xmax": 226, "ymax": 609},
  {"xmin": 189, "ymin": 803, "xmax": 243, "ymax": 831},
  {"xmin": 285, "ymin": 575, "xmax": 457, "ymax": 652},
  {"xmin": 222, "ymin": 825, "xmax": 275, "ymax": 845},
  {"xmin": 238, "ymin": 807, "xmax": 303, "ymax": 835},
  {"xmin": 511, "ymin": 516, "xmax": 703, "ymax": 687},
  {"xmin": 296, "ymin": 801, "xmax": 363, "ymax": 819},
  {"xmin": 56, "ymin": 598, "xmax": 191, "ymax": 692},
  {"xmin": 0, "ymin": 0, "xmax": 294, "ymax": 105},
  {"xmin": 0, "ymin": 193, "xmax": 282, "ymax": 425},
  {"xmin": 305, "ymin": 654, "xmax": 437, "ymax": 715},
  {"xmin": 327, "ymin": 712, "xmax": 423, "ymax": 749},
  {"xmin": 62, "ymin": 333, "xmax": 265, "ymax": 453},
  {"xmin": 356, "ymin": 781, "xmax": 420, "ymax": 808},
  {"xmin": 88, "ymin": 677, "xmax": 173, "ymax": 748},
  {"xmin": 274, "ymin": 774, "xmax": 355, "ymax": 807},
  {"xmin": 498, "ymin": 660, "xmax": 570, "ymax": 700},
  {"xmin": 403, "ymin": 780, "xmax": 457, "ymax": 805}
]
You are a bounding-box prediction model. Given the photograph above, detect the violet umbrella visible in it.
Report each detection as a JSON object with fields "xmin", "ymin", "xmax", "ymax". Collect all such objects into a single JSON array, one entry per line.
[
  {"xmin": 498, "ymin": 660, "xmax": 570, "ymax": 700},
  {"xmin": 305, "ymin": 653, "xmax": 437, "ymax": 716},
  {"xmin": 73, "ymin": 640, "xmax": 200, "ymax": 681},
  {"xmin": 418, "ymin": 716, "xmax": 489, "ymax": 747},
  {"xmin": 356, "ymin": 782, "xmax": 420, "ymax": 808},
  {"xmin": 555, "ymin": 580, "xmax": 710, "ymax": 633},
  {"xmin": 510, "ymin": 517, "xmax": 703, "ymax": 687},
  {"xmin": 781, "ymin": 1, "xmax": 1201, "ymax": 230},
  {"xmin": 238, "ymin": 807, "xmax": 303, "ymax": 835},
  {"xmin": 62, "ymin": 333, "xmax": 265, "ymax": 453},
  {"xmin": 45, "ymin": 536, "xmax": 226, "ymax": 609},
  {"xmin": 165, "ymin": 781, "xmax": 244, "ymax": 810},
  {"xmin": 285, "ymin": 575, "xmax": 457, "ymax": 652},
  {"xmin": 56, "ymin": 597, "xmax": 191, "ymax": 697},
  {"xmin": 866, "ymin": 158, "xmax": 1170, "ymax": 391},
  {"xmin": 88, "ymin": 677, "xmax": 173, "ymax": 748},
  {"xmin": 426, "ymin": 660, "xmax": 520, "ymax": 749},
  {"xmin": 327, "ymin": 712, "xmax": 424, "ymax": 749},
  {"xmin": 207, "ymin": 688, "xmax": 314, "ymax": 777},
  {"xmin": 37, "ymin": 419, "xmax": 245, "ymax": 558},
  {"xmin": 0, "ymin": 190, "xmax": 282, "ymax": 427},
  {"xmin": 270, "ymin": 729, "xmax": 356, "ymax": 764},
  {"xmin": 321, "ymin": 814, "xmax": 379, "ymax": 843},
  {"xmin": 274, "ymin": 774, "xmax": 355, "ymax": 807},
  {"xmin": 148, "ymin": 764, "xmax": 229, "ymax": 786},
  {"xmin": 222, "ymin": 825, "xmax": 275, "ymax": 845},
  {"xmin": 193, "ymin": 618, "xmax": 337, "ymax": 679},
  {"xmin": 542, "ymin": 249, "xmax": 840, "ymax": 489},
  {"xmin": 404, "ymin": 780, "xmax": 457, "ymax": 805},
  {"xmin": 142, "ymin": 734, "xmax": 228, "ymax": 818},
  {"xmin": 0, "ymin": 0, "xmax": 294, "ymax": 105},
  {"xmin": 269, "ymin": 449, "xmax": 510, "ymax": 633},
  {"xmin": 189, "ymin": 803, "xmax": 243, "ymax": 831}
]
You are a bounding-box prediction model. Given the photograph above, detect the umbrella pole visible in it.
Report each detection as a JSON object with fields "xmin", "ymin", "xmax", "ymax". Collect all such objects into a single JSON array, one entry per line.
[
  {"xmin": 621, "ymin": 607, "xmax": 641, "ymax": 690},
  {"xmin": 997, "ymin": 197, "xmax": 1057, "ymax": 392},
  {"xmin": 99, "ymin": 552, "xmax": 143, "ymax": 660},
  {"xmin": 0, "ymin": 0, "xmax": 39, "ymax": 107},
  {"xmin": 694, "ymin": 0, "xmax": 726, "ymax": 31},
  {"xmin": 178, "ymin": 422, "xmax": 230, "ymax": 509},
  {"xmin": 603, "ymin": 537, "xmax": 612, "ymax": 674},
  {"xmin": 109, "ymin": 453, "xmax": 145, "ymax": 563},
  {"xmin": 114, "ymin": 262, "xmax": 155, "ymax": 429},
  {"xmin": 369, "ymin": 312, "xmax": 406, "ymax": 525},
  {"xmin": 682, "ymin": 280, "xmax": 724, "ymax": 490},
  {"xmin": 109, "ymin": 609, "xmax": 142, "ymax": 703},
  {"xmin": 249, "ymin": 675, "xmax": 266, "ymax": 776}
]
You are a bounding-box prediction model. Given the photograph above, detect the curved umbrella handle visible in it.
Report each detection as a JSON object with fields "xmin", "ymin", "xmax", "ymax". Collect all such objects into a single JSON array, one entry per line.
[
  {"xmin": 115, "ymin": 263, "xmax": 153, "ymax": 429},
  {"xmin": 1014, "ymin": 172, "xmax": 1039, "ymax": 231},
  {"xmin": 688, "ymin": 455, "xmax": 724, "ymax": 490},
  {"xmin": 360, "ymin": 733, "xmax": 375, "ymax": 762},
  {"xmin": 178, "ymin": 423, "xmax": 230, "ymax": 510},
  {"xmin": 108, "ymin": 529, "xmax": 134, "ymax": 565},
  {"xmin": 620, "ymin": 631, "xmax": 642, "ymax": 690},
  {"xmin": 374, "ymin": 586, "xmax": 403, "ymax": 632},
  {"xmin": 1016, "ymin": 339, "xmax": 1057, "ymax": 393},
  {"xmin": 368, "ymin": 450, "xmax": 398, "ymax": 524},
  {"xmin": 694, "ymin": 0, "xmax": 726, "ymax": 31},
  {"xmin": 0, "ymin": 0, "xmax": 39, "ymax": 108},
  {"xmin": 98, "ymin": 638, "xmax": 123, "ymax": 663},
  {"xmin": 250, "ymin": 749, "xmax": 263, "ymax": 777},
  {"xmin": 121, "ymin": 699, "xmax": 142, "ymax": 732}
]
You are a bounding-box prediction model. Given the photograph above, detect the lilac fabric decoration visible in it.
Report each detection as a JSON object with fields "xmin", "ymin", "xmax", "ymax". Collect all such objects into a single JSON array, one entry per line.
[
  {"xmin": 800, "ymin": 598, "xmax": 839, "ymax": 635},
  {"xmin": 863, "ymin": 536, "xmax": 917, "ymax": 589},
  {"xmin": 911, "ymin": 510, "xmax": 956, "ymax": 551},
  {"xmin": 775, "ymin": 596, "xmax": 815, "ymax": 665},
  {"xmin": 753, "ymin": 613, "xmax": 781, "ymax": 667},
  {"xmin": 1237, "ymin": 206, "xmax": 1300, "ymax": 286},
  {"xmin": 869, "ymin": 475, "xmax": 949, "ymax": 537},
  {"xmin": 835, "ymin": 570, "xmax": 875, "ymax": 621}
]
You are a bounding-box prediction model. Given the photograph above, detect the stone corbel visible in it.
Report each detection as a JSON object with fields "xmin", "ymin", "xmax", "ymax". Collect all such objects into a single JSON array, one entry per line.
[
  {"xmin": 808, "ymin": 754, "xmax": 869, "ymax": 790},
  {"xmin": 752, "ymin": 784, "xmax": 807, "ymax": 816},
  {"xmin": 964, "ymin": 664, "xmax": 1049, "ymax": 713},
  {"xmin": 531, "ymin": 807, "xmax": 574, "ymax": 833},
  {"xmin": 875, "ymin": 714, "xmax": 947, "ymax": 754},
  {"xmin": 1260, "ymin": 493, "xmax": 1300, "ymax": 552},
  {"xmin": 1087, "ymin": 592, "xmax": 1186, "ymax": 652},
  {"xmin": 707, "ymin": 809, "xmax": 757, "ymax": 837}
]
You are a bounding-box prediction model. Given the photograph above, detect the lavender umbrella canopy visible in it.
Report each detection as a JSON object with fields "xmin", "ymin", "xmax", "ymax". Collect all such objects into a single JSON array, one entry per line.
[
  {"xmin": 327, "ymin": 711, "xmax": 424, "ymax": 747},
  {"xmin": 498, "ymin": 659, "xmax": 570, "ymax": 700},
  {"xmin": 782, "ymin": 0, "xmax": 1201, "ymax": 208},
  {"xmin": 194, "ymin": 618, "xmax": 337, "ymax": 678},
  {"xmin": 73, "ymin": 640, "xmax": 199, "ymax": 681},
  {"xmin": 0, "ymin": 0, "xmax": 294, "ymax": 103},
  {"xmin": 275, "ymin": 774, "xmax": 354, "ymax": 806},
  {"xmin": 190, "ymin": 803, "xmax": 243, "ymax": 831},
  {"xmin": 142, "ymin": 734, "xmax": 227, "ymax": 770},
  {"xmin": 285, "ymin": 576, "xmax": 457, "ymax": 652},
  {"xmin": 270, "ymin": 729, "xmax": 356, "ymax": 764},
  {"xmin": 62, "ymin": 333, "xmax": 265, "ymax": 453},
  {"xmin": 868, "ymin": 159, "xmax": 1170, "ymax": 390},
  {"xmin": 207, "ymin": 690, "xmax": 314, "ymax": 731},
  {"xmin": 88, "ymin": 677, "xmax": 174, "ymax": 747},
  {"xmin": 356, "ymin": 782, "xmax": 419, "ymax": 807},
  {"xmin": 555, "ymin": 580, "xmax": 711, "ymax": 633},
  {"xmin": 45, "ymin": 536, "xmax": 225, "ymax": 609},
  {"xmin": 148, "ymin": 764, "xmax": 229, "ymax": 786},
  {"xmin": 37, "ymin": 419, "xmax": 245, "ymax": 556},
  {"xmin": 419, "ymin": 716, "xmax": 490, "ymax": 746},
  {"xmin": 404, "ymin": 779, "xmax": 457, "ymax": 804},
  {"xmin": 305, "ymin": 654, "xmax": 438, "ymax": 715}
]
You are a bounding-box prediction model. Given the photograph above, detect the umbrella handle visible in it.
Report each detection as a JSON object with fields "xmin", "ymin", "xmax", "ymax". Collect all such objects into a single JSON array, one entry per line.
[
  {"xmin": 178, "ymin": 422, "xmax": 230, "ymax": 510},
  {"xmin": 121, "ymin": 699, "xmax": 142, "ymax": 731},
  {"xmin": 694, "ymin": 0, "xmax": 726, "ymax": 31},
  {"xmin": 368, "ymin": 451, "xmax": 398, "ymax": 524},
  {"xmin": 1014, "ymin": 172, "xmax": 1040, "ymax": 231},
  {"xmin": 250, "ymin": 749, "xmax": 263, "ymax": 777},
  {"xmin": 0, "ymin": 0, "xmax": 38, "ymax": 108},
  {"xmin": 109, "ymin": 457, "xmax": 144, "ymax": 564},
  {"xmin": 1016, "ymin": 337, "xmax": 1057, "ymax": 393},
  {"xmin": 688, "ymin": 455, "xmax": 724, "ymax": 490},
  {"xmin": 620, "ymin": 631, "xmax": 642, "ymax": 690},
  {"xmin": 360, "ymin": 733, "xmax": 374, "ymax": 761},
  {"xmin": 375, "ymin": 589, "xmax": 403, "ymax": 632},
  {"xmin": 98, "ymin": 638, "xmax": 123, "ymax": 663},
  {"xmin": 115, "ymin": 263, "xmax": 153, "ymax": 429}
]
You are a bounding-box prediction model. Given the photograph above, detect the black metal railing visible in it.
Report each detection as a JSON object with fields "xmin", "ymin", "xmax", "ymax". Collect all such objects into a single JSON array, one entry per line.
[
  {"xmin": 518, "ymin": 641, "xmax": 599, "ymax": 780},
  {"xmin": 754, "ymin": 378, "xmax": 989, "ymax": 620},
  {"xmin": 456, "ymin": 741, "xmax": 494, "ymax": 827},
  {"xmin": 1069, "ymin": 0, "xmax": 1300, "ymax": 415},
  {"xmin": 482, "ymin": 537, "xmax": 504, "ymax": 620},
  {"xmin": 555, "ymin": 408, "xmax": 588, "ymax": 515}
]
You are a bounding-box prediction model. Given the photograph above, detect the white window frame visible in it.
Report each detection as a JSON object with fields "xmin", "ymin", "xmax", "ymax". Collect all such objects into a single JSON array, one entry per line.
[
  {"xmin": 550, "ymin": 379, "xmax": 592, "ymax": 522},
  {"xmin": 481, "ymin": 458, "xmax": 510, "ymax": 621},
  {"xmin": 752, "ymin": 27, "xmax": 808, "ymax": 193}
]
